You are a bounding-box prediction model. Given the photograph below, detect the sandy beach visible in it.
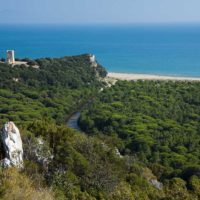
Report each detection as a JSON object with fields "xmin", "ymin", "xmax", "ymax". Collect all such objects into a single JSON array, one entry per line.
[{"xmin": 108, "ymin": 72, "xmax": 200, "ymax": 81}]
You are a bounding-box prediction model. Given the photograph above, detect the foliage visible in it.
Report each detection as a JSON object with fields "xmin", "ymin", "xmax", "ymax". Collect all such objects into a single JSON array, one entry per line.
[
  {"xmin": 0, "ymin": 168, "xmax": 55, "ymax": 200},
  {"xmin": 79, "ymin": 80, "xmax": 200, "ymax": 196},
  {"xmin": 23, "ymin": 120, "xmax": 159, "ymax": 199},
  {"xmin": 19, "ymin": 119, "xmax": 199, "ymax": 199},
  {"xmin": 0, "ymin": 54, "xmax": 106, "ymax": 125},
  {"xmin": 1, "ymin": 55, "xmax": 200, "ymax": 199}
]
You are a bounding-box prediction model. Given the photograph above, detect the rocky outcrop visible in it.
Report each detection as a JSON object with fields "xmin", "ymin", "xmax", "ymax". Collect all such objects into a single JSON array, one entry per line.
[
  {"xmin": 149, "ymin": 179, "xmax": 163, "ymax": 190},
  {"xmin": 142, "ymin": 167, "xmax": 163, "ymax": 190},
  {"xmin": 115, "ymin": 147, "xmax": 123, "ymax": 158},
  {"xmin": 0, "ymin": 122, "xmax": 23, "ymax": 168},
  {"xmin": 34, "ymin": 137, "xmax": 53, "ymax": 169},
  {"xmin": 23, "ymin": 136, "xmax": 53, "ymax": 170}
]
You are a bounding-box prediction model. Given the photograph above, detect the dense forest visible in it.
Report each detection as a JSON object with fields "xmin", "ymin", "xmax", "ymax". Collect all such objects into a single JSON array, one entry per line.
[
  {"xmin": 1, "ymin": 56, "xmax": 200, "ymax": 199},
  {"xmin": 79, "ymin": 80, "xmax": 200, "ymax": 199},
  {"xmin": 0, "ymin": 54, "xmax": 106, "ymax": 125}
]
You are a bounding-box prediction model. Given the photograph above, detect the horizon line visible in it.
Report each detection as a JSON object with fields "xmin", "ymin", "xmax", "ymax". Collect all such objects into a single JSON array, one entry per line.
[{"xmin": 1, "ymin": 22, "xmax": 200, "ymax": 26}]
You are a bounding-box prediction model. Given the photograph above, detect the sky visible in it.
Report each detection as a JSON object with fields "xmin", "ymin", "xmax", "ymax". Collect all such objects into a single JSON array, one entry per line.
[{"xmin": 1, "ymin": 0, "xmax": 200, "ymax": 24}]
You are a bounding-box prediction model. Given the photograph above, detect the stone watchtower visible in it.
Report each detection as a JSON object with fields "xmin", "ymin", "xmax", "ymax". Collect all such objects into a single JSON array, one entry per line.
[
  {"xmin": 7, "ymin": 50, "xmax": 15, "ymax": 64},
  {"xmin": 89, "ymin": 54, "xmax": 98, "ymax": 67}
]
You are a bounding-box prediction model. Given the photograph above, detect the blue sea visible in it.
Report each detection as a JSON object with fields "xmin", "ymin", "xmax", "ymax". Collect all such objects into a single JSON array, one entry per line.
[{"xmin": 1, "ymin": 24, "xmax": 200, "ymax": 77}]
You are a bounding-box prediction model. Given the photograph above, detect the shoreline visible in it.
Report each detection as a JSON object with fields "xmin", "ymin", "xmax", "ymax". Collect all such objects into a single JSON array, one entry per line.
[{"xmin": 107, "ymin": 72, "xmax": 200, "ymax": 81}]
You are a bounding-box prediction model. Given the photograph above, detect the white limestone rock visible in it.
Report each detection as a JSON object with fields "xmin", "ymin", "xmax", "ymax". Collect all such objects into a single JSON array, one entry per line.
[
  {"xmin": 1, "ymin": 122, "xmax": 23, "ymax": 168},
  {"xmin": 34, "ymin": 137, "xmax": 53, "ymax": 169},
  {"xmin": 0, "ymin": 158, "xmax": 11, "ymax": 168},
  {"xmin": 115, "ymin": 147, "xmax": 123, "ymax": 158},
  {"xmin": 149, "ymin": 179, "xmax": 163, "ymax": 190}
]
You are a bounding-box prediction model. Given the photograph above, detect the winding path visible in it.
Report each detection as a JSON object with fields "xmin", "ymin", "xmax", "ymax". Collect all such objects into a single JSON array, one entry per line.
[
  {"xmin": 66, "ymin": 87, "xmax": 107, "ymax": 131},
  {"xmin": 66, "ymin": 111, "xmax": 81, "ymax": 131},
  {"xmin": 66, "ymin": 99, "xmax": 94, "ymax": 131}
]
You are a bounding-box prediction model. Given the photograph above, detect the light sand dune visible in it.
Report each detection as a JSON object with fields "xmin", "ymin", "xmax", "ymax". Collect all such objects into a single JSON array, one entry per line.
[{"xmin": 108, "ymin": 72, "xmax": 200, "ymax": 81}]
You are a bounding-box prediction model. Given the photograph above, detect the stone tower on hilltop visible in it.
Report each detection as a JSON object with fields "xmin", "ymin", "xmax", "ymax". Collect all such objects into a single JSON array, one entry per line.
[
  {"xmin": 90, "ymin": 54, "xmax": 98, "ymax": 67},
  {"xmin": 7, "ymin": 50, "xmax": 15, "ymax": 64}
]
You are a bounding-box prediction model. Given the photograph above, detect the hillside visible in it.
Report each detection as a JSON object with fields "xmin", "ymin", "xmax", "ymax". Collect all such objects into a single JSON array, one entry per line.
[
  {"xmin": 0, "ymin": 54, "xmax": 106, "ymax": 125},
  {"xmin": 0, "ymin": 56, "xmax": 199, "ymax": 199},
  {"xmin": 79, "ymin": 80, "xmax": 200, "ymax": 199}
]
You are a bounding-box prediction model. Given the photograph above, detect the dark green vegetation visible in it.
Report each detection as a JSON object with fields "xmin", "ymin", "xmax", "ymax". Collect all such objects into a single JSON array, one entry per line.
[
  {"xmin": 21, "ymin": 120, "xmax": 164, "ymax": 200},
  {"xmin": 3, "ymin": 119, "xmax": 196, "ymax": 200},
  {"xmin": 79, "ymin": 80, "xmax": 200, "ymax": 199},
  {"xmin": 0, "ymin": 54, "xmax": 106, "ymax": 125},
  {"xmin": 1, "ymin": 56, "xmax": 200, "ymax": 199}
]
